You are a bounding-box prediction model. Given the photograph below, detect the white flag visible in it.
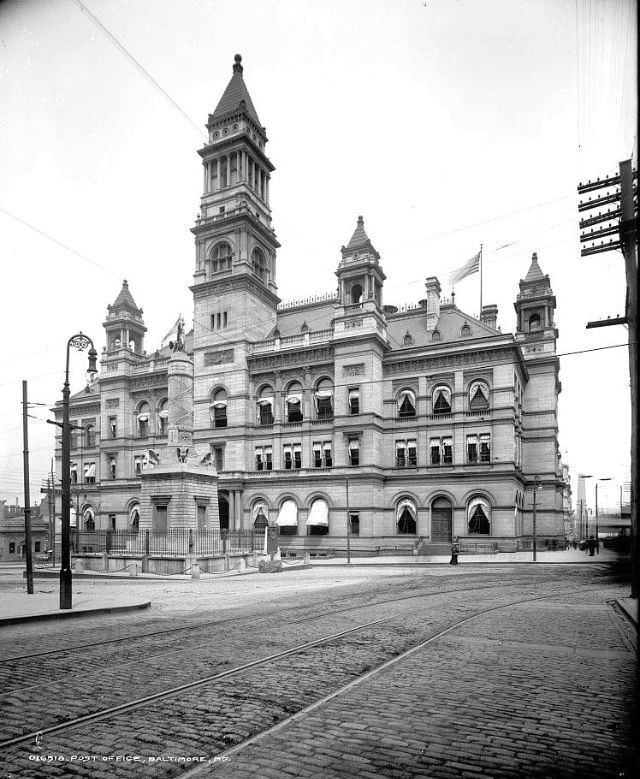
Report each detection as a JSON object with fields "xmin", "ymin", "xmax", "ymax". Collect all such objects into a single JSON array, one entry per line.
[
  {"xmin": 161, "ymin": 315, "xmax": 182, "ymax": 348},
  {"xmin": 449, "ymin": 249, "xmax": 481, "ymax": 285}
]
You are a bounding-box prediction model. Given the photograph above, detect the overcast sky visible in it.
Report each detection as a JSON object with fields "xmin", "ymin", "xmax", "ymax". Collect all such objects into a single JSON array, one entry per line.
[{"xmin": 0, "ymin": 0, "xmax": 636, "ymax": 514}]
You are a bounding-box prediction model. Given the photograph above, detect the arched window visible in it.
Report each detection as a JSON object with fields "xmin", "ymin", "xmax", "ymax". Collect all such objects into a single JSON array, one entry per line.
[
  {"xmin": 397, "ymin": 389, "xmax": 416, "ymax": 418},
  {"xmin": 83, "ymin": 507, "xmax": 95, "ymax": 531},
  {"xmin": 210, "ymin": 388, "xmax": 228, "ymax": 428},
  {"xmin": 252, "ymin": 501, "xmax": 268, "ymax": 530},
  {"xmin": 285, "ymin": 382, "xmax": 303, "ymax": 423},
  {"xmin": 137, "ymin": 402, "xmax": 150, "ymax": 438},
  {"xmin": 432, "ymin": 330, "xmax": 441, "ymax": 342},
  {"xmin": 402, "ymin": 331, "xmax": 414, "ymax": 346},
  {"xmin": 432, "ymin": 386, "xmax": 451, "ymax": 415},
  {"xmin": 277, "ymin": 500, "xmax": 298, "ymax": 536},
  {"xmin": 252, "ymin": 247, "xmax": 267, "ymax": 280},
  {"xmin": 468, "ymin": 496, "xmax": 491, "ymax": 535},
  {"xmin": 256, "ymin": 386, "xmax": 274, "ymax": 425},
  {"xmin": 315, "ymin": 378, "xmax": 334, "ymax": 420},
  {"xmin": 211, "ymin": 242, "xmax": 232, "ymax": 273},
  {"xmin": 306, "ymin": 499, "xmax": 329, "ymax": 536},
  {"xmin": 396, "ymin": 499, "xmax": 417, "ymax": 534},
  {"xmin": 157, "ymin": 399, "xmax": 169, "ymax": 436},
  {"xmin": 85, "ymin": 425, "xmax": 95, "ymax": 447},
  {"xmin": 129, "ymin": 505, "xmax": 140, "ymax": 533},
  {"xmin": 461, "ymin": 324, "xmax": 472, "ymax": 337},
  {"xmin": 529, "ymin": 313, "xmax": 541, "ymax": 332},
  {"xmin": 350, "ymin": 284, "xmax": 363, "ymax": 304},
  {"xmin": 468, "ymin": 381, "xmax": 489, "ymax": 411}
]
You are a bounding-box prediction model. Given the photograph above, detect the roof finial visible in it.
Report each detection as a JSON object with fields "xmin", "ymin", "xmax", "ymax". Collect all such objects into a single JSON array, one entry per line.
[
  {"xmin": 233, "ymin": 53, "xmax": 243, "ymax": 75},
  {"xmin": 123, "ymin": 279, "xmax": 128, "ymax": 286},
  {"xmin": 357, "ymin": 215, "xmax": 364, "ymax": 225}
]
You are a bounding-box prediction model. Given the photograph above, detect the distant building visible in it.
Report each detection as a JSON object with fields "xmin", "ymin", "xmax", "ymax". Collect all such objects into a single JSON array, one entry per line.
[
  {"xmin": 0, "ymin": 500, "xmax": 50, "ymax": 562},
  {"xmin": 53, "ymin": 55, "xmax": 567, "ymax": 552}
]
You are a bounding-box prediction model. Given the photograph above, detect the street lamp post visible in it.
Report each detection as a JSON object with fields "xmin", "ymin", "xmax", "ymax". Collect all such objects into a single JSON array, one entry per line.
[
  {"xmin": 595, "ymin": 478, "xmax": 612, "ymax": 555},
  {"xmin": 532, "ymin": 475, "xmax": 540, "ymax": 562},
  {"xmin": 60, "ymin": 333, "xmax": 97, "ymax": 610}
]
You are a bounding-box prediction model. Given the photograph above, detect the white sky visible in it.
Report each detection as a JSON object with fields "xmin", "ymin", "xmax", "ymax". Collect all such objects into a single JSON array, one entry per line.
[{"xmin": 0, "ymin": 0, "xmax": 636, "ymax": 514}]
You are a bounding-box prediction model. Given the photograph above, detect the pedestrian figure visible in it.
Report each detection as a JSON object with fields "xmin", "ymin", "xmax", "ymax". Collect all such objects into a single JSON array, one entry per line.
[
  {"xmin": 587, "ymin": 535, "xmax": 596, "ymax": 556},
  {"xmin": 572, "ymin": 539, "xmax": 577, "ymax": 550},
  {"xmin": 450, "ymin": 539, "xmax": 459, "ymax": 566}
]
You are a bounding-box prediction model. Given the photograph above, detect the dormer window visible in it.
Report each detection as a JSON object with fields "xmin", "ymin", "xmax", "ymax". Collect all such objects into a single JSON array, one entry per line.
[
  {"xmin": 432, "ymin": 386, "xmax": 451, "ymax": 415},
  {"xmin": 403, "ymin": 331, "xmax": 414, "ymax": 346},
  {"xmin": 461, "ymin": 324, "xmax": 472, "ymax": 337},
  {"xmin": 432, "ymin": 330, "xmax": 441, "ymax": 342},
  {"xmin": 397, "ymin": 389, "xmax": 416, "ymax": 418}
]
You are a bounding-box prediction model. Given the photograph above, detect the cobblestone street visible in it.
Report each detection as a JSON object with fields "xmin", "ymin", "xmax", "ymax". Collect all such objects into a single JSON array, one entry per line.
[{"xmin": 0, "ymin": 563, "xmax": 636, "ymax": 778}]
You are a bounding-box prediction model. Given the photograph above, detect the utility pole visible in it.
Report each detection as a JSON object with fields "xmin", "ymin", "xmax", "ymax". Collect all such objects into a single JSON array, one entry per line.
[
  {"xmin": 21, "ymin": 380, "xmax": 34, "ymax": 594},
  {"xmin": 49, "ymin": 459, "xmax": 56, "ymax": 566},
  {"xmin": 345, "ymin": 477, "xmax": 351, "ymax": 565},
  {"xmin": 578, "ymin": 160, "xmax": 638, "ymax": 596}
]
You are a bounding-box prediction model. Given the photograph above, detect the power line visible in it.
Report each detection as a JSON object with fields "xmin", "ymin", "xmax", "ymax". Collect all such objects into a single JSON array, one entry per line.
[
  {"xmin": 70, "ymin": 0, "xmax": 206, "ymax": 140},
  {"xmin": 0, "ymin": 208, "xmax": 121, "ymax": 279}
]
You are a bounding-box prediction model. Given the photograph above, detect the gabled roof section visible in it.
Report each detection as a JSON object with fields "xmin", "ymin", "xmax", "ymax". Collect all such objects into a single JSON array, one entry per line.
[
  {"xmin": 211, "ymin": 54, "xmax": 261, "ymax": 127},
  {"xmin": 523, "ymin": 252, "xmax": 546, "ymax": 283},
  {"xmin": 110, "ymin": 280, "xmax": 141, "ymax": 313},
  {"xmin": 386, "ymin": 303, "xmax": 501, "ymax": 351}
]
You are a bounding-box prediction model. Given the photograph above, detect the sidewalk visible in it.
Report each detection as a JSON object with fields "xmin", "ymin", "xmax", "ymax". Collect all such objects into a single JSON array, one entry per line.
[
  {"xmin": 0, "ymin": 589, "xmax": 151, "ymax": 626},
  {"xmin": 316, "ymin": 546, "xmax": 623, "ymax": 565}
]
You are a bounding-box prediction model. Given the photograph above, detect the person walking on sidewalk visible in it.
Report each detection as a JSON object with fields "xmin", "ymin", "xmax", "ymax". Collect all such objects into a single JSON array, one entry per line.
[
  {"xmin": 587, "ymin": 535, "xmax": 596, "ymax": 556},
  {"xmin": 450, "ymin": 539, "xmax": 459, "ymax": 566}
]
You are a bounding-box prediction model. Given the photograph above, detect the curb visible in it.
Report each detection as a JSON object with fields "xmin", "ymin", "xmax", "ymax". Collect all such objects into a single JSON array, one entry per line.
[
  {"xmin": 0, "ymin": 601, "xmax": 151, "ymax": 627},
  {"xmin": 616, "ymin": 599, "xmax": 638, "ymax": 627}
]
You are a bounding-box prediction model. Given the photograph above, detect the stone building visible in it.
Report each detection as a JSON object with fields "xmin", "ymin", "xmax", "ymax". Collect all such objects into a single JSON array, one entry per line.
[
  {"xmin": 0, "ymin": 500, "xmax": 50, "ymax": 562},
  {"xmin": 53, "ymin": 55, "xmax": 566, "ymax": 552}
]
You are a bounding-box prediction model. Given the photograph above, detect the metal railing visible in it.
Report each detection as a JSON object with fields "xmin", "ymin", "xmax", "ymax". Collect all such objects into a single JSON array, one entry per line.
[{"xmin": 69, "ymin": 529, "xmax": 259, "ymax": 556}]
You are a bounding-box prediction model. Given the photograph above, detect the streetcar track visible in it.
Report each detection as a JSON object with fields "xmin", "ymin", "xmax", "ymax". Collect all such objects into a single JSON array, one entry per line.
[
  {"xmin": 183, "ymin": 584, "xmax": 615, "ymax": 776},
  {"xmin": 0, "ymin": 576, "xmax": 570, "ymax": 698},
  {"xmin": 0, "ymin": 580, "xmax": 603, "ymax": 752},
  {"xmin": 0, "ymin": 574, "xmax": 569, "ymax": 664}
]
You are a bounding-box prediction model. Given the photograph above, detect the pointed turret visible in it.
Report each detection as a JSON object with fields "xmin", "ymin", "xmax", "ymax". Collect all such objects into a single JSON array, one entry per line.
[
  {"xmin": 341, "ymin": 216, "xmax": 380, "ymax": 263},
  {"xmin": 210, "ymin": 54, "xmax": 262, "ymax": 128},
  {"xmin": 103, "ymin": 280, "xmax": 146, "ymax": 354},
  {"xmin": 514, "ymin": 252, "xmax": 557, "ymax": 337}
]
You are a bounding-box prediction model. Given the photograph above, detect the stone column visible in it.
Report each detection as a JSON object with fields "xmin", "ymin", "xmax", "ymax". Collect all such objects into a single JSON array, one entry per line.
[{"xmin": 228, "ymin": 490, "xmax": 235, "ymax": 531}]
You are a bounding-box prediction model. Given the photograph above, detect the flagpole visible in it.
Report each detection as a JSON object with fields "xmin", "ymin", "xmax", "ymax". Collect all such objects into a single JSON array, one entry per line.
[{"xmin": 479, "ymin": 243, "xmax": 483, "ymax": 315}]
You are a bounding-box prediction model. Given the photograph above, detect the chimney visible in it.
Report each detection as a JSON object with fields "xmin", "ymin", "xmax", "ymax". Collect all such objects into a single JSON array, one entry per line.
[
  {"xmin": 425, "ymin": 277, "xmax": 441, "ymax": 331},
  {"xmin": 480, "ymin": 304, "xmax": 498, "ymax": 330}
]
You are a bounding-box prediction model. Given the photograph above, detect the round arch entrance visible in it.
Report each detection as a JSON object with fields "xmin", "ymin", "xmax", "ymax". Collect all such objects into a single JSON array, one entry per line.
[{"xmin": 431, "ymin": 497, "xmax": 453, "ymax": 543}]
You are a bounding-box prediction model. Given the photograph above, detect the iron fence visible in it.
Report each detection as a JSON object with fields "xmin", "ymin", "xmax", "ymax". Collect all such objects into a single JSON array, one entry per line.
[{"xmin": 67, "ymin": 528, "xmax": 259, "ymax": 557}]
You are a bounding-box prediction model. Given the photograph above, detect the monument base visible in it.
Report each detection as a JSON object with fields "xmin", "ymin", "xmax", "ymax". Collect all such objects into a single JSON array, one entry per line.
[{"xmin": 140, "ymin": 463, "xmax": 219, "ymax": 532}]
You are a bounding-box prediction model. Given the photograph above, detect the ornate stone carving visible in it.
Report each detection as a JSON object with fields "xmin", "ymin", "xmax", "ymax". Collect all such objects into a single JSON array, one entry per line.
[
  {"xmin": 248, "ymin": 346, "xmax": 334, "ymax": 373},
  {"xmin": 105, "ymin": 398, "xmax": 120, "ymax": 408},
  {"xmin": 204, "ymin": 349, "xmax": 234, "ymax": 366},
  {"xmin": 383, "ymin": 347, "xmax": 515, "ymax": 376},
  {"xmin": 343, "ymin": 363, "xmax": 365, "ymax": 376}
]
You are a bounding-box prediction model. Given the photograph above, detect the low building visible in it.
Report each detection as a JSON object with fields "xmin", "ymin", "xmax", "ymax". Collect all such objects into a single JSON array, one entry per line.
[{"xmin": 0, "ymin": 500, "xmax": 50, "ymax": 562}]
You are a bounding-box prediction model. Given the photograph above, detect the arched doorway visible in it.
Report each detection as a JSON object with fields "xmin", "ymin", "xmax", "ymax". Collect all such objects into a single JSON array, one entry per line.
[
  {"xmin": 218, "ymin": 495, "xmax": 229, "ymax": 532},
  {"xmin": 431, "ymin": 497, "xmax": 453, "ymax": 542},
  {"xmin": 396, "ymin": 500, "xmax": 417, "ymax": 534}
]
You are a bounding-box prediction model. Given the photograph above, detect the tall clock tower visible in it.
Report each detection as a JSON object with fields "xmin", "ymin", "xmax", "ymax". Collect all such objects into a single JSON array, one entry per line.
[{"xmin": 190, "ymin": 54, "xmax": 280, "ymax": 463}]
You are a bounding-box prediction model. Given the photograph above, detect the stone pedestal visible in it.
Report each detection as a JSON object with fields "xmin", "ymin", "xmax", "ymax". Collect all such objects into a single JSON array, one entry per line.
[{"xmin": 140, "ymin": 463, "xmax": 219, "ymax": 532}]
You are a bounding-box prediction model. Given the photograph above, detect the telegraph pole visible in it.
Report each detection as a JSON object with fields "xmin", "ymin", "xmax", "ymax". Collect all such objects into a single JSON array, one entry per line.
[
  {"xmin": 578, "ymin": 160, "xmax": 638, "ymax": 596},
  {"xmin": 22, "ymin": 380, "xmax": 34, "ymax": 594}
]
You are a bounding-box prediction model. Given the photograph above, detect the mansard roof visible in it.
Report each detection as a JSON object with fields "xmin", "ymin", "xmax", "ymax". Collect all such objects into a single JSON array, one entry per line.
[
  {"xmin": 386, "ymin": 303, "xmax": 501, "ymax": 351},
  {"xmin": 211, "ymin": 54, "xmax": 262, "ymax": 127}
]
